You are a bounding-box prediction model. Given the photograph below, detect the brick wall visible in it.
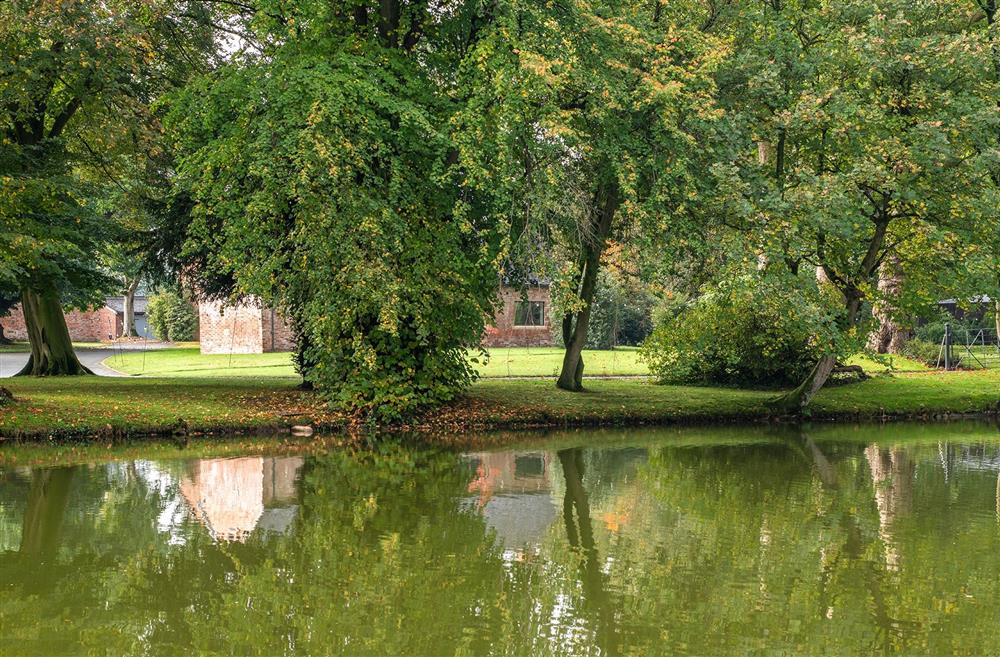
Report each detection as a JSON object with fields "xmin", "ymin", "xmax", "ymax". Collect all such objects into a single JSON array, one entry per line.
[
  {"xmin": 1, "ymin": 304, "xmax": 120, "ymax": 342},
  {"xmin": 199, "ymin": 300, "xmax": 295, "ymax": 354},
  {"xmin": 199, "ymin": 301, "xmax": 264, "ymax": 354},
  {"xmin": 483, "ymin": 286, "xmax": 555, "ymax": 348},
  {"xmin": 261, "ymin": 308, "xmax": 296, "ymax": 352}
]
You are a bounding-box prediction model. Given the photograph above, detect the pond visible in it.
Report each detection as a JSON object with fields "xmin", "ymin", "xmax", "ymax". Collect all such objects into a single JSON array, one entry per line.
[{"xmin": 1, "ymin": 422, "xmax": 1000, "ymax": 656}]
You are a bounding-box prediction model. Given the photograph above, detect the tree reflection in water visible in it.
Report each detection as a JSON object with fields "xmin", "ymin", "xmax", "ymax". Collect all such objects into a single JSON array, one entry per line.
[{"xmin": 1, "ymin": 425, "xmax": 1000, "ymax": 656}]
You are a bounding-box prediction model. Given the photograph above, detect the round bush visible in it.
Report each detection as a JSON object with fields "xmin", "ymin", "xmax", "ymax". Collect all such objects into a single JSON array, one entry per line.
[
  {"xmin": 147, "ymin": 289, "xmax": 198, "ymax": 342},
  {"xmin": 640, "ymin": 274, "xmax": 839, "ymax": 387}
]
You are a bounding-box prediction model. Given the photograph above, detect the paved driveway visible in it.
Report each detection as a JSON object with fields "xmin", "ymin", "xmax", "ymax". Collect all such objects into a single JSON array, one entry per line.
[{"xmin": 0, "ymin": 343, "xmax": 169, "ymax": 377}]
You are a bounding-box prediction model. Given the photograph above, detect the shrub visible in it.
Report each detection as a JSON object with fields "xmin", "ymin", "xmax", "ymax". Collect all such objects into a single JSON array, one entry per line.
[
  {"xmin": 640, "ymin": 274, "xmax": 841, "ymax": 387},
  {"xmin": 901, "ymin": 338, "xmax": 942, "ymax": 366},
  {"xmin": 147, "ymin": 289, "xmax": 198, "ymax": 342}
]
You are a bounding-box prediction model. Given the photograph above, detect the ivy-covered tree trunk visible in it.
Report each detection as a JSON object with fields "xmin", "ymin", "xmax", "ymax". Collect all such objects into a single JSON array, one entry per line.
[
  {"xmin": 290, "ymin": 308, "xmax": 316, "ymax": 391},
  {"xmin": 557, "ymin": 181, "xmax": 620, "ymax": 391},
  {"xmin": 16, "ymin": 288, "xmax": 91, "ymax": 376},
  {"xmin": 866, "ymin": 256, "xmax": 909, "ymax": 354}
]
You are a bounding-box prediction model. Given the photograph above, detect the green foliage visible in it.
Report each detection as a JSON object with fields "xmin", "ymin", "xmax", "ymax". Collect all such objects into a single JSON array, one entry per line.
[
  {"xmin": 164, "ymin": 2, "xmax": 508, "ymax": 420},
  {"xmin": 454, "ymin": 0, "xmax": 724, "ymax": 388},
  {"xmin": 0, "ymin": 1, "xmax": 214, "ymax": 303},
  {"xmin": 913, "ymin": 312, "xmax": 983, "ymax": 345},
  {"xmin": 703, "ymin": 0, "xmax": 1000, "ymax": 403},
  {"xmin": 146, "ymin": 289, "xmax": 197, "ymax": 342},
  {"xmin": 641, "ymin": 273, "xmax": 842, "ymax": 386}
]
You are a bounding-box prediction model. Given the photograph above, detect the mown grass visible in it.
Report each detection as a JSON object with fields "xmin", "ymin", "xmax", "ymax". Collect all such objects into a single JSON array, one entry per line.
[
  {"xmin": 0, "ymin": 377, "xmax": 318, "ymax": 438},
  {"xmin": 102, "ymin": 344, "xmax": 931, "ymax": 380},
  {"xmin": 465, "ymin": 369, "xmax": 996, "ymax": 425},
  {"xmin": 1, "ymin": 341, "xmax": 118, "ymax": 353},
  {"xmin": 103, "ymin": 347, "xmax": 300, "ymax": 379},
  {"xmin": 0, "ymin": 368, "xmax": 995, "ymax": 441},
  {"xmin": 104, "ymin": 346, "xmax": 652, "ymax": 379}
]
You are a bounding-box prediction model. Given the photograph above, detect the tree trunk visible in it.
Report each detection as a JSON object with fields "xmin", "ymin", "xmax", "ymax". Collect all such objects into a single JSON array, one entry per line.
[
  {"xmin": 20, "ymin": 468, "xmax": 75, "ymax": 556},
  {"xmin": 866, "ymin": 255, "xmax": 909, "ymax": 354},
  {"xmin": 0, "ymin": 323, "xmax": 10, "ymax": 345},
  {"xmin": 774, "ymin": 354, "xmax": 839, "ymax": 411},
  {"xmin": 122, "ymin": 277, "xmax": 140, "ymax": 338},
  {"xmin": 778, "ymin": 216, "xmax": 890, "ymax": 411},
  {"xmin": 16, "ymin": 288, "xmax": 91, "ymax": 376},
  {"xmin": 558, "ymin": 448, "xmax": 618, "ymax": 655},
  {"xmin": 995, "ymin": 300, "xmax": 999, "ymax": 346},
  {"xmin": 557, "ymin": 180, "xmax": 620, "ymax": 391},
  {"xmin": 775, "ymin": 294, "xmax": 862, "ymax": 410}
]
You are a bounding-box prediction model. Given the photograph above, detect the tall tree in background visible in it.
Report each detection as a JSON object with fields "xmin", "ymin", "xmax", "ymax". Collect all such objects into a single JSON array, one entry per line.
[
  {"xmin": 457, "ymin": 0, "xmax": 723, "ymax": 391},
  {"xmin": 972, "ymin": 0, "xmax": 1000, "ymax": 341},
  {"xmin": 0, "ymin": 1, "xmax": 215, "ymax": 374}
]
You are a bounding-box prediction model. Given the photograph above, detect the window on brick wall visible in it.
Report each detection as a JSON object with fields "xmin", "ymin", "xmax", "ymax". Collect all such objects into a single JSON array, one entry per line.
[{"xmin": 514, "ymin": 301, "xmax": 545, "ymax": 327}]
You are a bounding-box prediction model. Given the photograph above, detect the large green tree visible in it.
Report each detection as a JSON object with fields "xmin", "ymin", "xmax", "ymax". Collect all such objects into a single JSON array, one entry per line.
[
  {"xmin": 709, "ymin": 0, "xmax": 999, "ymax": 408},
  {"xmin": 167, "ymin": 0, "xmax": 506, "ymax": 418},
  {"xmin": 0, "ymin": 0, "xmax": 215, "ymax": 374}
]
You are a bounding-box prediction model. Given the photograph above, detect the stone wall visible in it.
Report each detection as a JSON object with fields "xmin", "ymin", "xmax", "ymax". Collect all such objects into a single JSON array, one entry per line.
[
  {"xmin": 483, "ymin": 285, "xmax": 555, "ymax": 348},
  {"xmin": 199, "ymin": 300, "xmax": 295, "ymax": 354},
  {"xmin": 1, "ymin": 304, "xmax": 120, "ymax": 342}
]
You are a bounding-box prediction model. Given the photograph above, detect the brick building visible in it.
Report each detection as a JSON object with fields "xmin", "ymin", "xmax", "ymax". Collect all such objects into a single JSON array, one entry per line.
[
  {"xmin": 0, "ymin": 296, "xmax": 150, "ymax": 342},
  {"xmin": 197, "ymin": 284, "xmax": 553, "ymax": 355},
  {"xmin": 483, "ymin": 283, "xmax": 555, "ymax": 348},
  {"xmin": 198, "ymin": 300, "xmax": 295, "ymax": 355}
]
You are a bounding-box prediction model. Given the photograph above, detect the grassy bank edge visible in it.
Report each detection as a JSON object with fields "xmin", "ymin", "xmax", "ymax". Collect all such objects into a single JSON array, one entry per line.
[{"xmin": 0, "ymin": 371, "xmax": 997, "ymax": 443}]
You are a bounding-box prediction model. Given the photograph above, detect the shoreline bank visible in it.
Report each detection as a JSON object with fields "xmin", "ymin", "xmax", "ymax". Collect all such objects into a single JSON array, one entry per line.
[{"xmin": 1, "ymin": 371, "xmax": 997, "ymax": 443}]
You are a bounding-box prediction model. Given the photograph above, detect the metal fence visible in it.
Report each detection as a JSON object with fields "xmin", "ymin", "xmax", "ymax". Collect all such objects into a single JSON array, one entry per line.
[{"xmin": 937, "ymin": 324, "xmax": 1000, "ymax": 370}]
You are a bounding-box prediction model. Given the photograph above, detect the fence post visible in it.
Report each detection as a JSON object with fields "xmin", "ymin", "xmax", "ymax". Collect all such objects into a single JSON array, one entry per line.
[{"xmin": 944, "ymin": 322, "xmax": 952, "ymax": 370}]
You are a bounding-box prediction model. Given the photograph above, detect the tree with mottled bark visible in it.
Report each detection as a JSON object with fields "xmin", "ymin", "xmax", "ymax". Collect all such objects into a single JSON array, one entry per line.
[
  {"xmin": 866, "ymin": 256, "xmax": 910, "ymax": 355},
  {"xmin": 709, "ymin": 0, "xmax": 999, "ymax": 409}
]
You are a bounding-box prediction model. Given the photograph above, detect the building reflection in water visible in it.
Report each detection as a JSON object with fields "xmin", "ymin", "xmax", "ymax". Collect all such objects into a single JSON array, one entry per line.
[
  {"xmin": 463, "ymin": 451, "xmax": 557, "ymax": 553},
  {"xmin": 180, "ymin": 457, "xmax": 303, "ymax": 542}
]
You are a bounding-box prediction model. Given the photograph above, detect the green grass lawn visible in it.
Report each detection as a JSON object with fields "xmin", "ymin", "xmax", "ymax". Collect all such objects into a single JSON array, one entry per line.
[
  {"xmin": 104, "ymin": 346, "xmax": 652, "ymax": 378},
  {"xmin": 102, "ymin": 345, "xmax": 932, "ymax": 379},
  {"xmin": 103, "ymin": 347, "xmax": 299, "ymax": 379},
  {"xmin": 844, "ymin": 353, "xmax": 929, "ymax": 373},
  {"xmin": 467, "ymin": 369, "xmax": 997, "ymax": 423},
  {"xmin": 0, "ymin": 376, "xmax": 312, "ymax": 437}
]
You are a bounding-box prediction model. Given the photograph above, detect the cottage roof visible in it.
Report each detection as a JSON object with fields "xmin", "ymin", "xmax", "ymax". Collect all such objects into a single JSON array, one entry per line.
[{"xmin": 104, "ymin": 295, "xmax": 148, "ymax": 314}]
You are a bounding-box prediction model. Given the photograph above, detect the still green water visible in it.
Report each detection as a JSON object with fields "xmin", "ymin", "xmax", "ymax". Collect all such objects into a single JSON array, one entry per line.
[{"xmin": 1, "ymin": 422, "xmax": 1000, "ymax": 656}]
